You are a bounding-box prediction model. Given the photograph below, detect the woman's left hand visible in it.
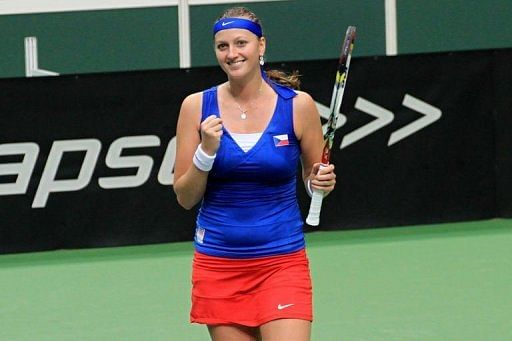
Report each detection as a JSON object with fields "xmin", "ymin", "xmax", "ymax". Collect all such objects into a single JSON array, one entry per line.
[{"xmin": 309, "ymin": 163, "xmax": 336, "ymax": 196}]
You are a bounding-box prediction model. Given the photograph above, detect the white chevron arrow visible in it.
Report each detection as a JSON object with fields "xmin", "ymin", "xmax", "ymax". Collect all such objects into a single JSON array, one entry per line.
[
  {"xmin": 315, "ymin": 101, "xmax": 347, "ymax": 135},
  {"xmin": 388, "ymin": 94, "xmax": 442, "ymax": 146},
  {"xmin": 340, "ymin": 97, "xmax": 394, "ymax": 149}
]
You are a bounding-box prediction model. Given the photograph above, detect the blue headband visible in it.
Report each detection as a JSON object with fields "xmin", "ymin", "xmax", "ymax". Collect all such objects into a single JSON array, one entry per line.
[{"xmin": 213, "ymin": 17, "xmax": 263, "ymax": 37}]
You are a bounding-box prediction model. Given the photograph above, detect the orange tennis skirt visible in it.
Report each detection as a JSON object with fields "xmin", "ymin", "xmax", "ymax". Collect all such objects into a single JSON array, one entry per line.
[{"xmin": 190, "ymin": 249, "xmax": 313, "ymax": 327}]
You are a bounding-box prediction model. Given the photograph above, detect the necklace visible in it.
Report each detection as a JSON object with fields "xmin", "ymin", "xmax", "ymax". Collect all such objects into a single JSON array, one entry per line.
[
  {"xmin": 236, "ymin": 103, "xmax": 248, "ymax": 120},
  {"xmin": 229, "ymin": 81, "xmax": 263, "ymax": 120}
]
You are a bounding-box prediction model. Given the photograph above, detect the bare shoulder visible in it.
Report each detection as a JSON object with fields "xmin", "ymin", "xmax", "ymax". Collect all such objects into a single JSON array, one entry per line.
[
  {"xmin": 293, "ymin": 91, "xmax": 319, "ymax": 119},
  {"xmin": 178, "ymin": 91, "xmax": 202, "ymax": 124},
  {"xmin": 176, "ymin": 91, "xmax": 203, "ymax": 135},
  {"xmin": 293, "ymin": 91, "xmax": 322, "ymax": 140},
  {"xmin": 181, "ymin": 91, "xmax": 202, "ymax": 112},
  {"xmin": 293, "ymin": 90, "xmax": 316, "ymax": 108}
]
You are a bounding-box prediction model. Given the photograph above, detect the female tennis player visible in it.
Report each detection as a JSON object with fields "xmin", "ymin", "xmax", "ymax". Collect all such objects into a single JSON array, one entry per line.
[{"xmin": 173, "ymin": 6, "xmax": 336, "ymax": 341}]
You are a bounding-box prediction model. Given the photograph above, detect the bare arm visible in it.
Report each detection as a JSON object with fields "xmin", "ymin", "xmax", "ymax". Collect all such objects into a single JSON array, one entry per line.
[
  {"xmin": 173, "ymin": 92, "xmax": 223, "ymax": 209},
  {"xmin": 293, "ymin": 91, "xmax": 336, "ymax": 194}
]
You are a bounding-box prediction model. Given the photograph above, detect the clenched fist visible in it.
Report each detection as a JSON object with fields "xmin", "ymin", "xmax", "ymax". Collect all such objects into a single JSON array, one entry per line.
[{"xmin": 200, "ymin": 114, "xmax": 223, "ymax": 155}]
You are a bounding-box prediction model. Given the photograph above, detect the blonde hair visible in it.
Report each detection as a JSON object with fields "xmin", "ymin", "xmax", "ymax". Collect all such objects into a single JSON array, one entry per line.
[{"xmin": 217, "ymin": 7, "xmax": 301, "ymax": 90}]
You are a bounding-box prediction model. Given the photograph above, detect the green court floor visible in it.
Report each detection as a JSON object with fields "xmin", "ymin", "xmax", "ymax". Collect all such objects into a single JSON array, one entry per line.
[{"xmin": 1, "ymin": 219, "xmax": 511, "ymax": 340}]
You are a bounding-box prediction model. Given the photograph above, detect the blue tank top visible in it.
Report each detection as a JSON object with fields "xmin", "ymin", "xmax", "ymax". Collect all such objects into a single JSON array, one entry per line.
[{"xmin": 195, "ymin": 86, "xmax": 305, "ymax": 258}]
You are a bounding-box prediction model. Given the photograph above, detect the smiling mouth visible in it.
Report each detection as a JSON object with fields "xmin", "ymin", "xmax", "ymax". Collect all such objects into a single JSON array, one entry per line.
[{"xmin": 227, "ymin": 59, "xmax": 245, "ymax": 66}]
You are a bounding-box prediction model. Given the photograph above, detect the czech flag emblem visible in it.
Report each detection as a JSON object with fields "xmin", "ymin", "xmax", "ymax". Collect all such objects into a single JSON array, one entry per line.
[{"xmin": 273, "ymin": 134, "xmax": 289, "ymax": 147}]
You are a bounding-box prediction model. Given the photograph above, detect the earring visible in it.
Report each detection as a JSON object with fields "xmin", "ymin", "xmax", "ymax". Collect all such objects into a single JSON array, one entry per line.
[{"xmin": 259, "ymin": 55, "xmax": 265, "ymax": 66}]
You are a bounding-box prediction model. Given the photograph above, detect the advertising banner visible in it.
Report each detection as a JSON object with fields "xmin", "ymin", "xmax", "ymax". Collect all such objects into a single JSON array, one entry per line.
[{"xmin": 1, "ymin": 49, "xmax": 510, "ymax": 253}]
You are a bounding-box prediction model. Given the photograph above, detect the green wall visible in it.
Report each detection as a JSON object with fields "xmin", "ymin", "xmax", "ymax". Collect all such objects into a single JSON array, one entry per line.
[
  {"xmin": 189, "ymin": 0, "xmax": 384, "ymax": 67},
  {"xmin": 0, "ymin": 8, "xmax": 178, "ymax": 77},
  {"xmin": 0, "ymin": 0, "xmax": 511, "ymax": 78},
  {"xmin": 398, "ymin": 0, "xmax": 512, "ymax": 54}
]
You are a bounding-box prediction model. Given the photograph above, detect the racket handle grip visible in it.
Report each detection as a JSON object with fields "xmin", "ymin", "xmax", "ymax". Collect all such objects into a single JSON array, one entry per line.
[
  {"xmin": 306, "ymin": 189, "xmax": 324, "ymax": 226},
  {"xmin": 305, "ymin": 164, "xmax": 327, "ymax": 226}
]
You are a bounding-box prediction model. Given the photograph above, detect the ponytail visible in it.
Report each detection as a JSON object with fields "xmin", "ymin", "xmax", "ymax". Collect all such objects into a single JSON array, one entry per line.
[{"xmin": 264, "ymin": 69, "xmax": 301, "ymax": 90}]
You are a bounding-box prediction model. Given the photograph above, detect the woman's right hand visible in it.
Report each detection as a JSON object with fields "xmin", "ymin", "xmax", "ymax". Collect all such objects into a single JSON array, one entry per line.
[{"xmin": 200, "ymin": 114, "xmax": 223, "ymax": 155}]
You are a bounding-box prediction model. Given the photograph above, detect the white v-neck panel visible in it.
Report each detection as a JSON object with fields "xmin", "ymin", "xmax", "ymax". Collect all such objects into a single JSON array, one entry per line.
[{"xmin": 230, "ymin": 132, "xmax": 263, "ymax": 152}]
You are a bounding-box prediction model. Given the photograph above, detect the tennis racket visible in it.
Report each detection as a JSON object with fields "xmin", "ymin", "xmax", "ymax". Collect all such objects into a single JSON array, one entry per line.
[{"xmin": 306, "ymin": 26, "xmax": 356, "ymax": 226}]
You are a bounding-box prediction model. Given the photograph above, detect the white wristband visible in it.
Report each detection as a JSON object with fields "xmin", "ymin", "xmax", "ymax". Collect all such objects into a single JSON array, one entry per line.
[
  {"xmin": 306, "ymin": 179, "xmax": 314, "ymax": 197},
  {"xmin": 193, "ymin": 144, "xmax": 216, "ymax": 172}
]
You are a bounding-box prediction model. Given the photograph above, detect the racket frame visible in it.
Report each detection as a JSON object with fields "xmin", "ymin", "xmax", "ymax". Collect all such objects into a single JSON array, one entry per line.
[{"xmin": 305, "ymin": 26, "xmax": 356, "ymax": 226}]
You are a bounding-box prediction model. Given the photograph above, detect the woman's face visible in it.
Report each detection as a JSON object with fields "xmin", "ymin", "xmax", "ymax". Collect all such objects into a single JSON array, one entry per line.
[{"xmin": 214, "ymin": 27, "xmax": 265, "ymax": 80}]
